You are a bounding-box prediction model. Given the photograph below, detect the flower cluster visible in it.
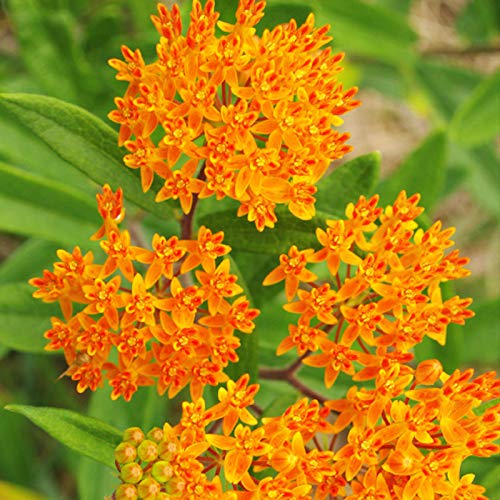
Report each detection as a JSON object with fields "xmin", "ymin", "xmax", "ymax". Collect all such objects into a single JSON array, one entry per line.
[
  {"xmin": 111, "ymin": 371, "xmax": 499, "ymax": 499},
  {"xmin": 108, "ymin": 0, "xmax": 360, "ymax": 230},
  {"xmin": 30, "ymin": 185, "xmax": 258, "ymax": 401},
  {"xmin": 264, "ymin": 190, "xmax": 474, "ymax": 385}
]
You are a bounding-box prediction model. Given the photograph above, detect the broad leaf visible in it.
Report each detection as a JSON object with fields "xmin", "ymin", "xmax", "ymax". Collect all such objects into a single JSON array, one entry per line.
[
  {"xmin": 316, "ymin": 152, "xmax": 381, "ymax": 214},
  {"xmin": 5, "ymin": 405, "xmax": 122, "ymax": 468},
  {"xmin": 450, "ymin": 71, "xmax": 500, "ymax": 147},
  {"xmin": 0, "ymin": 283, "xmax": 59, "ymax": 352},
  {"xmin": 0, "ymin": 93, "xmax": 173, "ymax": 220},
  {"xmin": 377, "ymin": 130, "xmax": 447, "ymax": 211}
]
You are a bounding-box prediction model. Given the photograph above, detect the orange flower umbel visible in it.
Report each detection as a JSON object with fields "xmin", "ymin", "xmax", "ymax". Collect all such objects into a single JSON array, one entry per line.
[
  {"xmin": 259, "ymin": 190, "xmax": 500, "ymax": 498},
  {"xmin": 30, "ymin": 185, "xmax": 259, "ymax": 401},
  {"xmin": 108, "ymin": 0, "xmax": 360, "ymax": 230}
]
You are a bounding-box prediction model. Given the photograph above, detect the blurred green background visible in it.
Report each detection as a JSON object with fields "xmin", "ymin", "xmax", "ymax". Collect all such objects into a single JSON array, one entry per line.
[{"xmin": 0, "ymin": 0, "xmax": 498, "ymax": 498}]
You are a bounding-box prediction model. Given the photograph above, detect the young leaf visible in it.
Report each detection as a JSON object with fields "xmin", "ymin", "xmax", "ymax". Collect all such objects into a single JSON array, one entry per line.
[
  {"xmin": 5, "ymin": 405, "xmax": 122, "ymax": 468},
  {"xmin": 0, "ymin": 93, "xmax": 173, "ymax": 220},
  {"xmin": 315, "ymin": 152, "xmax": 381, "ymax": 214},
  {"xmin": 0, "ymin": 283, "xmax": 59, "ymax": 353},
  {"xmin": 450, "ymin": 71, "xmax": 500, "ymax": 147},
  {"xmin": 377, "ymin": 130, "xmax": 447, "ymax": 211}
]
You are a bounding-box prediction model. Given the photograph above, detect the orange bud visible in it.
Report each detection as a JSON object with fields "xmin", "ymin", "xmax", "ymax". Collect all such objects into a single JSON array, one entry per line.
[{"xmin": 415, "ymin": 359, "xmax": 443, "ymax": 385}]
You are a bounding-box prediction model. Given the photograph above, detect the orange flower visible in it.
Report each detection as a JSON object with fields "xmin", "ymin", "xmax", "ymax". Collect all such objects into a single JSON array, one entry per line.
[
  {"xmin": 263, "ymin": 245, "xmax": 317, "ymax": 300},
  {"xmin": 31, "ymin": 185, "xmax": 258, "ymax": 401},
  {"xmin": 109, "ymin": 1, "xmax": 360, "ymax": 229},
  {"xmin": 206, "ymin": 424, "xmax": 272, "ymax": 484}
]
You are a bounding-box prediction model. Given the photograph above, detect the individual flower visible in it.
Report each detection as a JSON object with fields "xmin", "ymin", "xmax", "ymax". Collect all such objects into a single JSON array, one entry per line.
[
  {"xmin": 30, "ymin": 186, "xmax": 259, "ymax": 401},
  {"xmin": 109, "ymin": 0, "xmax": 360, "ymax": 230}
]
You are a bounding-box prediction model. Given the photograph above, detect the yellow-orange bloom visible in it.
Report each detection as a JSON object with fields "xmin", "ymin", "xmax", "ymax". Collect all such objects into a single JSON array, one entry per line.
[
  {"xmin": 109, "ymin": 0, "xmax": 360, "ymax": 230},
  {"xmin": 30, "ymin": 186, "xmax": 259, "ymax": 401}
]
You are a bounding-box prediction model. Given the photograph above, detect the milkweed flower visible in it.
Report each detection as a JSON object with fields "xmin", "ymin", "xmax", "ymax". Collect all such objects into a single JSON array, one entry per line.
[
  {"xmin": 264, "ymin": 191, "xmax": 475, "ymax": 377},
  {"xmin": 260, "ymin": 190, "xmax": 499, "ymax": 497},
  {"xmin": 30, "ymin": 185, "xmax": 259, "ymax": 401},
  {"xmin": 108, "ymin": 0, "xmax": 360, "ymax": 230}
]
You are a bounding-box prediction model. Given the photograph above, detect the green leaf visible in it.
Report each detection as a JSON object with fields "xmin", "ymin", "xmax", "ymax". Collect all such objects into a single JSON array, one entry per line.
[
  {"xmin": 450, "ymin": 71, "xmax": 500, "ymax": 147},
  {"xmin": 8, "ymin": 0, "xmax": 79, "ymax": 102},
  {"xmin": 461, "ymin": 298, "xmax": 500, "ymax": 365},
  {"xmin": 0, "ymin": 481, "xmax": 46, "ymax": 500},
  {"xmin": 0, "ymin": 163, "xmax": 98, "ymax": 245},
  {"xmin": 0, "ymin": 161, "xmax": 97, "ymax": 223},
  {"xmin": 0, "ymin": 113, "xmax": 93, "ymax": 190},
  {"xmin": 415, "ymin": 59, "xmax": 482, "ymax": 120},
  {"xmin": 377, "ymin": 130, "xmax": 447, "ymax": 211},
  {"xmin": 0, "ymin": 283, "xmax": 59, "ymax": 353},
  {"xmin": 0, "ymin": 239, "xmax": 59, "ymax": 284},
  {"xmin": 256, "ymin": 3, "xmax": 312, "ymax": 34},
  {"xmin": 0, "ymin": 93, "xmax": 174, "ymax": 221},
  {"xmin": 451, "ymin": 143, "xmax": 500, "ymax": 217},
  {"xmin": 261, "ymin": 391, "xmax": 300, "ymax": 418},
  {"xmin": 456, "ymin": 0, "xmax": 500, "ymax": 44},
  {"xmin": 313, "ymin": 0, "xmax": 418, "ymax": 66},
  {"xmin": 315, "ymin": 152, "xmax": 381, "ymax": 214},
  {"xmin": 5, "ymin": 405, "xmax": 122, "ymax": 468},
  {"xmin": 200, "ymin": 208, "xmax": 331, "ymax": 256}
]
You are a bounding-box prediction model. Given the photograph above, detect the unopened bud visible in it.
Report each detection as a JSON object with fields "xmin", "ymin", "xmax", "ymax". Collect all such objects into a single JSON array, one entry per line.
[
  {"xmin": 122, "ymin": 427, "xmax": 145, "ymax": 446},
  {"xmin": 115, "ymin": 442, "xmax": 137, "ymax": 464},
  {"xmin": 137, "ymin": 439, "xmax": 159, "ymax": 462},
  {"xmin": 147, "ymin": 426, "xmax": 164, "ymax": 443},
  {"xmin": 152, "ymin": 460, "xmax": 174, "ymax": 483},
  {"xmin": 138, "ymin": 477, "xmax": 162, "ymax": 499},
  {"xmin": 114, "ymin": 483, "xmax": 138, "ymax": 500},
  {"xmin": 120, "ymin": 462, "xmax": 143, "ymax": 484},
  {"xmin": 415, "ymin": 359, "xmax": 443, "ymax": 385}
]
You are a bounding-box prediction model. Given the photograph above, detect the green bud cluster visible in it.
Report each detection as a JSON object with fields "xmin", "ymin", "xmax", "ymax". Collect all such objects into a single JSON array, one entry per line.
[{"xmin": 112, "ymin": 426, "xmax": 179, "ymax": 500}]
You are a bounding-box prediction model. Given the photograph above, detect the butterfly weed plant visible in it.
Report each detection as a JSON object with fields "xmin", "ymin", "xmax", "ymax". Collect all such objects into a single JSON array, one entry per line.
[{"xmin": 1, "ymin": 1, "xmax": 499, "ymax": 499}]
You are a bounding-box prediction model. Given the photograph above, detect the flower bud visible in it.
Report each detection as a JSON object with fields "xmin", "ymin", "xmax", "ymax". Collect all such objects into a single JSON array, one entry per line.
[
  {"xmin": 120, "ymin": 462, "xmax": 143, "ymax": 484},
  {"xmin": 122, "ymin": 427, "xmax": 145, "ymax": 446},
  {"xmin": 138, "ymin": 477, "xmax": 162, "ymax": 499},
  {"xmin": 152, "ymin": 460, "xmax": 174, "ymax": 483},
  {"xmin": 147, "ymin": 426, "xmax": 164, "ymax": 443},
  {"xmin": 115, "ymin": 442, "xmax": 137, "ymax": 464},
  {"xmin": 114, "ymin": 483, "xmax": 138, "ymax": 500},
  {"xmin": 137, "ymin": 439, "xmax": 159, "ymax": 462},
  {"xmin": 415, "ymin": 359, "xmax": 443, "ymax": 385}
]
